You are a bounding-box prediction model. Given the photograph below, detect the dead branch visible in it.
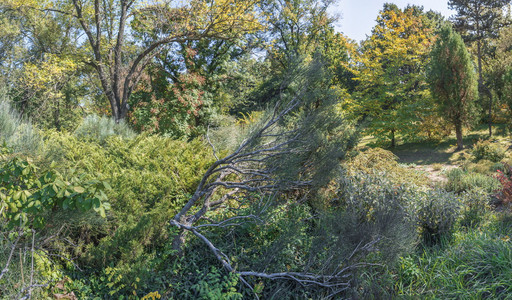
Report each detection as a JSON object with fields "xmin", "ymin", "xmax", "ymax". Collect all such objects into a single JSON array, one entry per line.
[
  {"xmin": 0, "ymin": 228, "xmax": 23, "ymax": 280},
  {"xmin": 171, "ymin": 220, "xmax": 382, "ymax": 297}
]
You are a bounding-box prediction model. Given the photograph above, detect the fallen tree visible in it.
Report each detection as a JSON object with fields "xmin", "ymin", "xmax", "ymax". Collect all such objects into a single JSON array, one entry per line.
[{"xmin": 169, "ymin": 57, "xmax": 373, "ymax": 297}]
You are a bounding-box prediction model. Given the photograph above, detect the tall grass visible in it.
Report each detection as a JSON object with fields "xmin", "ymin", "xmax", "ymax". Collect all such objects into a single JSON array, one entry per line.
[
  {"xmin": 0, "ymin": 93, "xmax": 41, "ymax": 154},
  {"xmin": 395, "ymin": 215, "xmax": 512, "ymax": 298}
]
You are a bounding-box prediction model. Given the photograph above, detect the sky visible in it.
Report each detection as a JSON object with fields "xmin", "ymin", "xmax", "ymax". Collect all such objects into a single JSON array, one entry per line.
[{"xmin": 329, "ymin": 0, "xmax": 456, "ymax": 42}]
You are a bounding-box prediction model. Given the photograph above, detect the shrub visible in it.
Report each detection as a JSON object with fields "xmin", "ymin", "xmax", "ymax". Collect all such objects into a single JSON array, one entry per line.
[
  {"xmin": 472, "ymin": 139, "xmax": 506, "ymax": 162},
  {"xmin": 0, "ymin": 98, "xmax": 41, "ymax": 154},
  {"xmin": 459, "ymin": 188, "xmax": 491, "ymax": 228},
  {"xmin": 415, "ymin": 189, "xmax": 460, "ymax": 246},
  {"xmin": 336, "ymin": 175, "xmax": 418, "ymax": 259},
  {"xmin": 445, "ymin": 168, "xmax": 501, "ymax": 194},
  {"xmin": 39, "ymin": 132, "xmax": 215, "ymax": 296},
  {"xmin": 345, "ymin": 148, "xmax": 428, "ymax": 187},
  {"xmin": 495, "ymin": 165, "xmax": 512, "ymax": 207},
  {"xmin": 465, "ymin": 159, "xmax": 495, "ymax": 175},
  {"xmin": 74, "ymin": 114, "xmax": 136, "ymax": 143}
]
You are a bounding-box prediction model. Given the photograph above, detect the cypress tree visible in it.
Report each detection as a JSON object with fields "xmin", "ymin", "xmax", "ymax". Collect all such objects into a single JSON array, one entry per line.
[{"xmin": 427, "ymin": 24, "xmax": 478, "ymax": 150}]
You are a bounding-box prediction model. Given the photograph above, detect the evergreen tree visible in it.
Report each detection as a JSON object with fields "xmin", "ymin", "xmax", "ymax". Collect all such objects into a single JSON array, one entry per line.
[
  {"xmin": 449, "ymin": 0, "xmax": 511, "ymax": 136},
  {"xmin": 427, "ymin": 24, "xmax": 478, "ymax": 150}
]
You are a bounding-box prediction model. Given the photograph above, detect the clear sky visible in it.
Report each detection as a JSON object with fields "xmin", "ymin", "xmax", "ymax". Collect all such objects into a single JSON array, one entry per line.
[{"xmin": 329, "ymin": 0, "xmax": 456, "ymax": 42}]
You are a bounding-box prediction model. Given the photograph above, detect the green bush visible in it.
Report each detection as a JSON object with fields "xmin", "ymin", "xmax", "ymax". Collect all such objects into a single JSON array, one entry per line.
[
  {"xmin": 74, "ymin": 114, "xmax": 136, "ymax": 143},
  {"xmin": 345, "ymin": 147, "xmax": 428, "ymax": 187},
  {"xmin": 459, "ymin": 188, "xmax": 491, "ymax": 229},
  {"xmin": 445, "ymin": 168, "xmax": 501, "ymax": 194},
  {"xmin": 472, "ymin": 139, "xmax": 506, "ymax": 162},
  {"xmin": 415, "ymin": 189, "xmax": 460, "ymax": 246},
  {"xmin": 39, "ymin": 132, "xmax": 216, "ymax": 296}
]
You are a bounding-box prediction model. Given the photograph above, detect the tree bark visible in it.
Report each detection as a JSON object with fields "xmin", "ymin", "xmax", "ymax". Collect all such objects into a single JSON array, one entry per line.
[
  {"xmin": 171, "ymin": 229, "xmax": 187, "ymax": 255},
  {"xmin": 455, "ymin": 123, "xmax": 464, "ymax": 151},
  {"xmin": 489, "ymin": 92, "xmax": 493, "ymax": 136},
  {"xmin": 390, "ymin": 129, "xmax": 396, "ymax": 148}
]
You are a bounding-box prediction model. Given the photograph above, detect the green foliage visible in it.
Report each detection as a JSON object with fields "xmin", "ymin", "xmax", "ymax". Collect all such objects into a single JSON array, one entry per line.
[
  {"xmin": 352, "ymin": 4, "xmax": 436, "ymax": 146},
  {"xmin": 239, "ymin": 55, "xmax": 359, "ymax": 197},
  {"xmin": 472, "ymin": 139, "xmax": 506, "ymax": 162},
  {"xmin": 415, "ymin": 189, "xmax": 460, "ymax": 246},
  {"xmin": 128, "ymin": 66, "xmax": 216, "ymax": 139},
  {"xmin": 345, "ymin": 147, "xmax": 429, "ymax": 187},
  {"xmin": 427, "ymin": 24, "xmax": 478, "ymax": 149},
  {"xmin": 396, "ymin": 227, "xmax": 512, "ymax": 298},
  {"xmin": 459, "ymin": 188, "xmax": 492, "ymax": 228},
  {"xmin": 445, "ymin": 168, "xmax": 501, "ymax": 194},
  {"xmin": 189, "ymin": 267, "xmax": 242, "ymax": 300},
  {"xmin": 0, "ymin": 149, "xmax": 110, "ymax": 229},
  {"xmin": 335, "ymin": 175, "xmax": 418, "ymax": 257},
  {"xmin": 40, "ymin": 132, "xmax": 215, "ymax": 296},
  {"xmin": 74, "ymin": 115, "xmax": 136, "ymax": 143}
]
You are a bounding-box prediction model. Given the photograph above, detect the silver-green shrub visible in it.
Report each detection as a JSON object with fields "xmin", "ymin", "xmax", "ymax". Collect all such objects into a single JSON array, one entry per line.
[
  {"xmin": 445, "ymin": 168, "xmax": 501, "ymax": 194},
  {"xmin": 74, "ymin": 114, "xmax": 136, "ymax": 143},
  {"xmin": 0, "ymin": 95, "xmax": 41, "ymax": 154}
]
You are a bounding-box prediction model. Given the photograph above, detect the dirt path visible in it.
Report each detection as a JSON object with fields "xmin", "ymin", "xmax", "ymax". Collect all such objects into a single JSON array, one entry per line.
[{"xmin": 413, "ymin": 164, "xmax": 458, "ymax": 184}]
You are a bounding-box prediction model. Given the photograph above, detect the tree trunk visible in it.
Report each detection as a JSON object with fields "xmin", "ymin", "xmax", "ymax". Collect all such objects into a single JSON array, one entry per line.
[
  {"xmin": 455, "ymin": 123, "xmax": 464, "ymax": 151},
  {"xmin": 390, "ymin": 129, "xmax": 396, "ymax": 148},
  {"xmin": 171, "ymin": 230, "xmax": 186, "ymax": 253},
  {"xmin": 489, "ymin": 93, "xmax": 493, "ymax": 137}
]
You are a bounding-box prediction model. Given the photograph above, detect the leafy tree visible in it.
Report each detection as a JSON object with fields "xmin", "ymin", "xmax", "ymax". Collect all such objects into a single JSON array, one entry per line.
[
  {"xmin": 4, "ymin": 0, "xmax": 262, "ymax": 123},
  {"xmin": 352, "ymin": 4, "xmax": 436, "ymax": 147},
  {"xmin": 427, "ymin": 24, "xmax": 478, "ymax": 150},
  {"xmin": 449, "ymin": 0, "xmax": 511, "ymax": 135},
  {"xmin": 128, "ymin": 36, "xmax": 253, "ymax": 138},
  {"xmin": 0, "ymin": 3, "xmax": 86, "ymax": 130},
  {"xmin": 235, "ymin": 0, "xmax": 353, "ymax": 115},
  {"xmin": 259, "ymin": 0, "xmax": 338, "ymax": 70}
]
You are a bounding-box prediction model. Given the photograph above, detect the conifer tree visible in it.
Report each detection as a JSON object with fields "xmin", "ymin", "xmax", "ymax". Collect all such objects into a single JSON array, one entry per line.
[
  {"xmin": 449, "ymin": 0, "xmax": 511, "ymax": 136},
  {"xmin": 427, "ymin": 24, "xmax": 478, "ymax": 150}
]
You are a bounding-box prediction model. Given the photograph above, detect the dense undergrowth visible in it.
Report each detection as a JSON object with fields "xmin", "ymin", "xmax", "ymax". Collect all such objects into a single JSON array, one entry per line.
[{"xmin": 1, "ymin": 98, "xmax": 512, "ymax": 299}]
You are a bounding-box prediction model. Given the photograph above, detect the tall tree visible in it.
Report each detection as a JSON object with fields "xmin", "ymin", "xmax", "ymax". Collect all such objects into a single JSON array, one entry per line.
[
  {"xmin": 487, "ymin": 24, "xmax": 512, "ymax": 117},
  {"xmin": 4, "ymin": 0, "xmax": 261, "ymax": 122},
  {"xmin": 449, "ymin": 0, "xmax": 511, "ymax": 136},
  {"xmin": 427, "ymin": 24, "xmax": 478, "ymax": 151},
  {"xmin": 0, "ymin": 2, "xmax": 87, "ymax": 130},
  {"xmin": 352, "ymin": 4, "xmax": 436, "ymax": 147},
  {"xmin": 233, "ymin": 0, "xmax": 348, "ymax": 114},
  {"xmin": 259, "ymin": 0, "xmax": 337, "ymax": 70}
]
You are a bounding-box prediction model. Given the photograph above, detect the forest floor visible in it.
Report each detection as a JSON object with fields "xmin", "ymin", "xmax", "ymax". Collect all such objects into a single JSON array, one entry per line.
[{"xmin": 362, "ymin": 124, "xmax": 512, "ymax": 183}]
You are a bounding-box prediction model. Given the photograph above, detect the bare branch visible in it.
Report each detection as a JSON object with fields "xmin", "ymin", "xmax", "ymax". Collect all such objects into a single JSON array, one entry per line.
[
  {"xmin": 195, "ymin": 215, "xmax": 263, "ymax": 228},
  {"xmin": 206, "ymin": 126, "xmax": 219, "ymax": 161},
  {"xmin": 0, "ymin": 229, "xmax": 23, "ymax": 280},
  {"xmin": 171, "ymin": 220, "xmax": 379, "ymax": 296}
]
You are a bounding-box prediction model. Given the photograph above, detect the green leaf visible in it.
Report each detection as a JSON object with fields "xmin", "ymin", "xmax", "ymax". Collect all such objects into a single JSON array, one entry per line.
[
  {"xmin": 99, "ymin": 206, "xmax": 106, "ymax": 218},
  {"xmin": 102, "ymin": 181, "xmax": 112, "ymax": 190},
  {"xmin": 73, "ymin": 186, "xmax": 85, "ymax": 193},
  {"xmin": 62, "ymin": 198, "xmax": 70, "ymax": 210},
  {"xmin": 93, "ymin": 197, "xmax": 100, "ymax": 208}
]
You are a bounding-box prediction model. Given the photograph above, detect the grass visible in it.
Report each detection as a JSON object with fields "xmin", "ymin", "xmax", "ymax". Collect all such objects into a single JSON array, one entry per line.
[
  {"xmin": 395, "ymin": 214, "xmax": 512, "ymax": 299},
  {"xmin": 360, "ymin": 125, "xmax": 512, "ymax": 298}
]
